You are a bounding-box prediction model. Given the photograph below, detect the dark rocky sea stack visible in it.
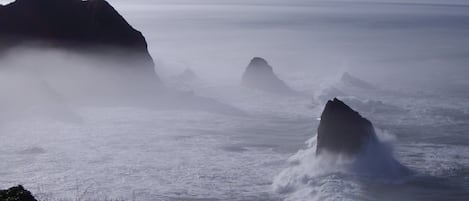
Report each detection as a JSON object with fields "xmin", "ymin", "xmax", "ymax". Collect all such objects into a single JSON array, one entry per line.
[
  {"xmin": 0, "ymin": 185, "xmax": 37, "ymax": 201},
  {"xmin": 0, "ymin": 0, "xmax": 157, "ymax": 79},
  {"xmin": 241, "ymin": 57, "xmax": 294, "ymax": 94},
  {"xmin": 316, "ymin": 98, "xmax": 378, "ymax": 155}
]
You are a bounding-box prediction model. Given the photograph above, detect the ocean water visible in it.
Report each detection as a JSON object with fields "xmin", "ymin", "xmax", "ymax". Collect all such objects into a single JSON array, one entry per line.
[
  {"xmin": 1, "ymin": 1, "xmax": 469, "ymax": 201},
  {"xmin": 1, "ymin": 75, "xmax": 469, "ymax": 201}
]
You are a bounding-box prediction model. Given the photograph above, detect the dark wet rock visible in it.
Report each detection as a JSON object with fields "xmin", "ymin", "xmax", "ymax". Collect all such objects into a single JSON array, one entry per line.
[
  {"xmin": 241, "ymin": 57, "xmax": 294, "ymax": 94},
  {"xmin": 0, "ymin": 185, "xmax": 37, "ymax": 201},
  {"xmin": 0, "ymin": 0, "xmax": 157, "ymax": 78},
  {"xmin": 316, "ymin": 98, "xmax": 378, "ymax": 155},
  {"xmin": 341, "ymin": 72, "xmax": 376, "ymax": 90}
]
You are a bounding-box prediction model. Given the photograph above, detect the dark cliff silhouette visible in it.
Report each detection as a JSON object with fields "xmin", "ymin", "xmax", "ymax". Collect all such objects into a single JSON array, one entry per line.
[
  {"xmin": 0, "ymin": 185, "xmax": 37, "ymax": 201},
  {"xmin": 0, "ymin": 0, "xmax": 157, "ymax": 79},
  {"xmin": 316, "ymin": 98, "xmax": 378, "ymax": 155},
  {"xmin": 241, "ymin": 57, "xmax": 295, "ymax": 94}
]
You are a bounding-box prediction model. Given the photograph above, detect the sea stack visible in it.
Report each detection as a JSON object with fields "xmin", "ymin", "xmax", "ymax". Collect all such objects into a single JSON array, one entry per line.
[
  {"xmin": 316, "ymin": 98, "xmax": 377, "ymax": 155},
  {"xmin": 241, "ymin": 57, "xmax": 294, "ymax": 94},
  {"xmin": 0, "ymin": 0, "xmax": 157, "ymax": 79},
  {"xmin": 0, "ymin": 185, "xmax": 38, "ymax": 201}
]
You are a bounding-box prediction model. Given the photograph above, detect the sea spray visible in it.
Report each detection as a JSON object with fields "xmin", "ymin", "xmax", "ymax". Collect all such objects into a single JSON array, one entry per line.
[{"xmin": 273, "ymin": 130, "xmax": 411, "ymax": 201}]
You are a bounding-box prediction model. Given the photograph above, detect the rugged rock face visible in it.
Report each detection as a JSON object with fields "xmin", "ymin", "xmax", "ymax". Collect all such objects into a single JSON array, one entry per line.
[
  {"xmin": 0, "ymin": 185, "xmax": 38, "ymax": 201},
  {"xmin": 316, "ymin": 98, "xmax": 377, "ymax": 155},
  {"xmin": 0, "ymin": 0, "xmax": 156, "ymax": 76},
  {"xmin": 241, "ymin": 57, "xmax": 294, "ymax": 94}
]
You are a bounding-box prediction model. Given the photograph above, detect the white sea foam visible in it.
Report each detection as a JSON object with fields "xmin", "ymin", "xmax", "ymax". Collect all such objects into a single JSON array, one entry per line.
[{"xmin": 273, "ymin": 130, "xmax": 411, "ymax": 201}]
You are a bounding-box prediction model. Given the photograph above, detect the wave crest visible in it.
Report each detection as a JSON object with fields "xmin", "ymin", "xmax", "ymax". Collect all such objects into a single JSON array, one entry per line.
[{"xmin": 273, "ymin": 131, "xmax": 411, "ymax": 201}]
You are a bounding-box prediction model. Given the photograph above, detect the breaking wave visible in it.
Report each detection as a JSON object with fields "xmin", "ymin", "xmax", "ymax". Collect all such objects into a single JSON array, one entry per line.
[{"xmin": 273, "ymin": 130, "xmax": 412, "ymax": 201}]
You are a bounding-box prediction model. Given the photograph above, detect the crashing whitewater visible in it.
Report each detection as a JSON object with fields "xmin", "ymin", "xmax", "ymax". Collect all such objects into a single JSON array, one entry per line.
[{"xmin": 273, "ymin": 131, "xmax": 412, "ymax": 201}]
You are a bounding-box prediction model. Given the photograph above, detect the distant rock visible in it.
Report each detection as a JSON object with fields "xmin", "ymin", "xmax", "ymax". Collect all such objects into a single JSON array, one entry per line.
[
  {"xmin": 241, "ymin": 57, "xmax": 295, "ymax": 94},
  {"xmin": 0, "ymin": 185, "xmax": 37, "ymax": 201},
  {"xmin": 316, "ymin": 98, "xmax": 378, "ymax": 155},
  {"xmin": 166, "ymin": 68, "xmax": 202, "ymax": 92},
  {"xmin": 176, "ymin": 68, "xmax": 198, "ymax": 82},
  {"xmin": 339, "ymin": 96, "xmax": 407, "ymax": 114},
  {"xmin": 316, "ymin": 86, "xmax": 347, "ymax": 102},
  {"xmin": 18, "ymin": 147, "xmax": 47, "ymax": 155},
  {"xmin": 0, "ymin": 0, "xmax": 157, "ymax": 79},
  {"xmin": 341, "ymin": 72, "xmax": 376, "ymax": 90}
]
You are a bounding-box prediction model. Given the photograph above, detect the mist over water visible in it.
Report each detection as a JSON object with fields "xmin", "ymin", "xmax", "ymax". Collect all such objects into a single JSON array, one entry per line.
[
  {"xmin": 110, "ymin": 0, "xmax": 469, "ymax": 91},
  {"xmin": 1, "ymin": 0, "xmax": 469, "ymax": 200}
]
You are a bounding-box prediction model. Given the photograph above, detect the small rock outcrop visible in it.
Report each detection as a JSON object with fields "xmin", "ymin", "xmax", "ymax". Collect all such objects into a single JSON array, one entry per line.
[
  {"xmin": 0, "ymin": 185, "xmax": 38, "ymax": 201},
  {"xmin": 341, "ymin": 72, "xmax": 376, "ymax": 90},
  {"xmin": 176, "ymin": 68, "xmax": 198, "ymax": 82},
  {"xmin": 0, "ymin": 0, "xmax": 157, "ymax": 78},
  {"xmin": 241, "ymin": 57, "xmax": 294, "ymax": 94},
  {"xmin": 316, "ymin": 98, "xmax": 377, "ymax": 155}
]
